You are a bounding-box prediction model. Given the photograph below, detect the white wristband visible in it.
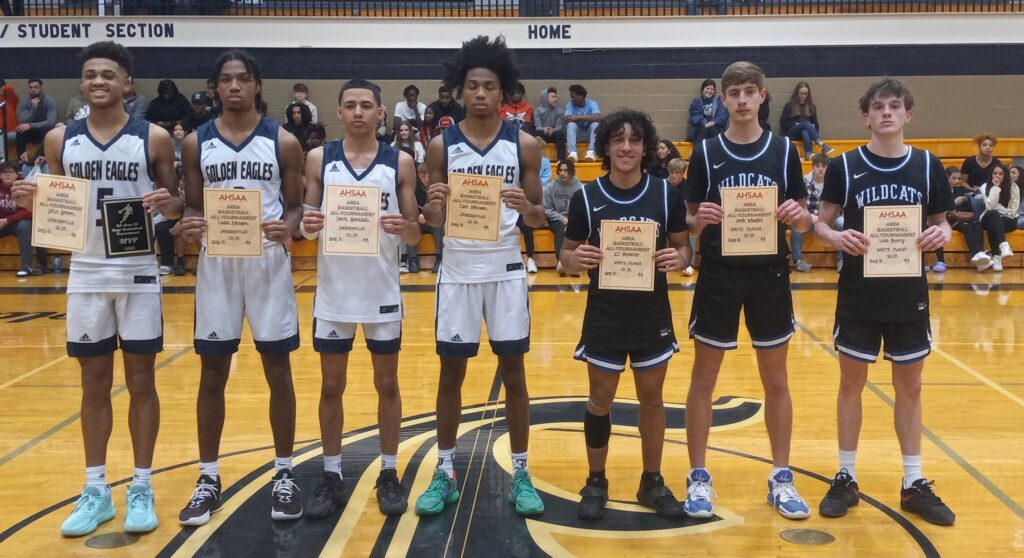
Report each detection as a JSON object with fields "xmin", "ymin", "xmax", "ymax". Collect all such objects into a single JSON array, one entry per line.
[{"xmin": 299, "ymin": 219, "xmax": 319, "ymax": 240}]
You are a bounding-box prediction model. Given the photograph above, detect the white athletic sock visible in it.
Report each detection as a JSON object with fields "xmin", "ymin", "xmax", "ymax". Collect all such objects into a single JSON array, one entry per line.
[
  {"xmin": 381, "ymin": 454, "xmax": 398, "ymax": 471},
  {"xmin": 839, "ymin": 450, "xmax": 857, "ymax": 481},
  {"xmin": 902, "ymin": 455, "xmax": 923, "ymax": 488},
  {"xmin": 770, "ymin": 466, "xmax": 788, "ymax": 482},
  {"xmin": 323, "ymin": 454, "xmax": 342, "ymax": 478},
  {"xmin": 85, "ymin": 465, "xmax": 106, "ymax": 488},
  {"xmin": 274, "ymin": 456, "xmax": 293, "ymax": 473},
  {"xmin": 199, "ymin": 460, "xmax": 219, "ymax": 480},
  {"xmin": 511, "ymin": 451, "xmax": 528, "ymax": 472},
  {"xmin": 437, "ymin": 447, "xmax": 455, "ymax": 478},
  {"xmin": 132, "ymin": 467, "xmax": 152, "ymax": 489}
]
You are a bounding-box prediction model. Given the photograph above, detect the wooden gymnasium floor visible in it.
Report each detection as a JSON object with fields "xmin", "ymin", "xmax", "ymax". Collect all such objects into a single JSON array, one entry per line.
[{"xmin": 1, "ymin": 266, "xmax": 1023, "ymax": 557}]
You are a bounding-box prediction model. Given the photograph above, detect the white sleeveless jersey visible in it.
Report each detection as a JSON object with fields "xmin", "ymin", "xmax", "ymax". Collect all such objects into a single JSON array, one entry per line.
[
  {"xmin": 61, "ymin": 116, "xmax": 159, "ymax": 294},
  {"xmin": 440, "ymin": 120, "xmax": 525, "ymax": 284},
  {"xmin": 314, "ymin": 140, "xmax": 403, "ymax": 323},
  {"xmin": 197, "ymin": 117, "xmax": 283, "ymax": 246}
]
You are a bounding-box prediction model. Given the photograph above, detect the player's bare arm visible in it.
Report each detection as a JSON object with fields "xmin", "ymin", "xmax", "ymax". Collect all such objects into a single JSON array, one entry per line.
[
  {"xmin": 686, "ymin": 200, "xmax": 723, "ymax": 236},
  {"xmin": 387, "ymin": 149, "xmax": 422, "ymax": 246},
  {"xmin": 178, "ymin": 132, "xmax": 207, "ymax": 243},
  {"xmin": 267, "ymin": 128, "xmax": 305, "ymax": 243},
  {"xmin": 656, "ymin": 229, "xmax": 691, "ymax": 273},
  {"xmin": 777, "ymin": 197, "xmax": 813, "ymax": 233},
  {"xmin": 423, "ymin": 134, "xmax": 448, "ymax": 228},
  {"xmin": 503, "ymin": 129, "xmax": 545, "ymax": 228},
  {"xmin": 918, "ymin": 212, "xmax": 952, "ymax": 252},
  {"xmin": 816, "ymin": 201, "xmax": 867, "ymax": 256},
  {"xmin": 300, "ymin": 146, "xmax": 325, "ymax": 236},
  {"xmin": 144, "ymin": 123, "xmax": 184, "ymax": 219},
  {"xmin": 560, "ymin": 237, "xmax": 602, "ymax": 275}
]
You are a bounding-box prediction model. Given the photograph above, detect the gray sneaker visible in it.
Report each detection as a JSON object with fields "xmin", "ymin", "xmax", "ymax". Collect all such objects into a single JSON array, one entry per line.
[{"xmin": 795, "ymin": 260, "xmax": 812, "ymax": 273}]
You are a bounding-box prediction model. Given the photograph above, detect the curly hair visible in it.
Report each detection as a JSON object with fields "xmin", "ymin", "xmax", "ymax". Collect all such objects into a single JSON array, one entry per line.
[
  {"xmin": 209, "ymin": 49, "xmax": 263, "ymax": 110},
  {"xmin": 442, "ymin": 35, "xmax": 520, "ymax": 102},
  {"xmin": 78, "ymin": 41, "xmax": 133, "ymax": 77},
  {"xmin": 593, "ymin": 110, "xmax": 659, "ymax": 172}
]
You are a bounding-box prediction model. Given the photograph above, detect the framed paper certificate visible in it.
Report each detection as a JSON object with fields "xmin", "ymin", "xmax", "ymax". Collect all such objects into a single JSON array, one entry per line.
[
  {"xmin": 863, "ymin": 205, "xmax": 922, "ymax": 278},
  {"xmin": 721, "ymin": 185, "xmax": 778, "ymax": 256},
  {"xmin": 100, "ymin": 197, "xmax": 154, "ymax": 258},
  {"xmin": 322, "ymin": 184, "xmax": 381, "ymax": 256},
  {"xmin": 204, "ymin": 188, "xmax": 263, "ymax": 258},
  {"xmin": 445, "ymin": 172, "xmax": 502, "ymax": 242},
  {"xmin": 31, "ymin": 173, "xmax": 90, "ymax": 252},
  {"xmin": 598, "ymin": 219, "xmax": 657, "ymax": 292}
]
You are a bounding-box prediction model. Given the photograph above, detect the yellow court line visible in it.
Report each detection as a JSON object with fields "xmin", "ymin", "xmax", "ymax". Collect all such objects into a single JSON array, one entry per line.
[
  {"xmin": 0, "ymin": 355, "xmax": 68, "ymax": 391},
  {"xmin": 933, "ymin": 346, "xmax": 1024, "ymax": 409}
]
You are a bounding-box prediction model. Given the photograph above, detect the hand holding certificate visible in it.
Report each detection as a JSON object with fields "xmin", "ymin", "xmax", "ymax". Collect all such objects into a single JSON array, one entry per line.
[
  {"xmin": 31, "ymin": 173, "xmax": 90, "ymax": 252},
  {"xmin": 204, "ymin": 188, "xmax": 263, "ymax": 258},
  {"xmin": 721, "ymin": 185, "xmax": 778, "ymax": 256},
  {"xmin": 863, "ymin": 205, "xmax": 922, "ymax": 278},
  {"xmin": 445, "ymin": 172, "xmax": 502, "ymax": 242},
  {"xmin": 598, "ymin": 219, "xmax": 657, "ymax": 292},
  {"xmin": 322, "ymin": 184, "xmax": 381, "ymax": 256}
]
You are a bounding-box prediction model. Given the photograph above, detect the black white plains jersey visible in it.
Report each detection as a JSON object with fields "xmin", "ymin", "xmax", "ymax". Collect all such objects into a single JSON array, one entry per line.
[
  {"xmin": 61, "ymin": 116, "xmax": 159, "ymax": 294},
  {"xmin": 441, "ymin": 120, "xmax": 524, "ymax": 284},
  {"xmin": 314, "ymin": 140, "xmax": 403, "ymax": 323},
  {"xmin": 565, "ymin": 174, "xmax": 687, "ymax": 350},
  {"xmin": 821, "ymin": 146, "xmax": 951, "ymax": 322},
  {"xmin": 197, "ymin": 117, "xmax": 283, "ymax": 247},
  {"xmin": 686, "ymin": 131, "xmax": 805, "ymax": 267}
]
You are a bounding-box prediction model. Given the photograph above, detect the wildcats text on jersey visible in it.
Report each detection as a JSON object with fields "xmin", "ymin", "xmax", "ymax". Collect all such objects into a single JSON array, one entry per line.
[
  {"xmin": 854, "ymin": 183, "xmax": 924, "ymax": 208},
  {"xmin": 66, "ymin": 160, "xmax": 140, "ymax": 182},
  {"xmin": 203, "ymin": 160, "xmax": 276, "ymax": 183},
  {"xmin": 716, "ymin": 173, "xmax": 777, "ymax": 189}
]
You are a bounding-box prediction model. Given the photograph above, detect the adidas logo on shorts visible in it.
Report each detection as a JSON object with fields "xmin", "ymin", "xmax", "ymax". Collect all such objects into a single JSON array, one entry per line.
[
  {"xmin": 78, "ymin": 333, "xmax": 91, "ymax": 342},
  {"xmin": 326, "ymin": 330, "xmax": 340, "ymax": 339},
  {"xmin": 207, "ymin": 331, "xmax": 220, "ymax": 340},
  {"xmin": 450, "ymin": 334, "xmax": 462, "ymax": 342}
]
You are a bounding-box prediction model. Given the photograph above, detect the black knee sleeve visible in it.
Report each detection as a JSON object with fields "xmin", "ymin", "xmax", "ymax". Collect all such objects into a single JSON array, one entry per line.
[{"xmin": 584, "ymin": 410, "xmax": 612, "ymax": 449}]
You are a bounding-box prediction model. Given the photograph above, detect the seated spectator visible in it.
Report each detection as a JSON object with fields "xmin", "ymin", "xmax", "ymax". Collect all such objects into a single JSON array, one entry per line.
[
  {"xmin": 404, "ymin": 163, "xmax": 445, "ymax": 273},
  {"xmin": 419, "ymin": 105, "xmax": 437, "ymax": 147},
  {"xmin": 533, "ymin": 86, "xmax": 566, "ymax": 161},
  {"xmin": 0, "ymin": 161, "xmax": 46, "ymax": 276},
  {"xmin": 145, "ymin": 79, "xmax": 190, "ymax": 132},
  {"xmin": 666, "ymin": 158, "xmax": 695, "ymax": 275},
  {"xmin": 500, "ymin": 83, "xmax": 534, "ymax": 133},
  {"xmin": 181, "ymin": 92, "xmax": 214, "ymax": 132},
  {"xmin": 980, "ymin": 163, "xmax": 1019, "ymax": 272},
  {"xmin": 394, "ymin": 84, "xmax": 425, "ymax": 132},
  {"xmin": 648, "ymin": 139, "xmax": 682, "ymax": 179},
  {"xmin": 1, "ymin": 79, "xmax": 20, "ymax": 145},
  {"xmin": 687, "ymin": 79, "xmax": 727, "ymax": 143},
  {"xmin": 122, "ymin": 76, "xmax": 149, "ymax": 119},
  {"xmin": 15, "ymin": 79, "xmax": 57, "ymax": 164},
  {"xmin": 307, "ymin": 123, "xmax": 326, "ymax": 151},
  {"xmin": 945, "ymin": 166, "xmax": 991, "ymax": 272},
  {"xmin": 790, "ymin": 154, "xmax": 843, "ymax": 273},
  {"xmin": 780, "ymin": 81, "xmax": 833, "ymax": 159},
  {"xmin": 171, "ymin": 121, "xmax": 185, "ymax": 176},
  {"xmin": 64, "ymin": 92, "xmax": 88, "ymax": 125},
  {"xmin": 283, "ymin": 101, "xmax": 313, "ymax": 152},
  {"xmin": 1012, "ymin": 165, "xmax": 1024, "ymax": 230},
  {"xmin": 428, "ymin": 85, "xmax": 465, "ymax": 124},
  {"xmin": 565, "ymin": 84, "xmax": 601, "ymax": 162},
  {"xmin": 435, "ymin": 115, "xmax": 456, "ymax": 136},
  {"xmin": 205, "ymin": 82, "xmax": 222, "ymax": 117},
  {"xmin": 544, "ymin": 159, "xmax": 583, "ymax": 276},
  {"xmin": 392, "ymin": 121, "xmax": 425, "ymax": 163},
  {"xmin": 288, "ymin": 82, "xmax": 319, "ymax": 123},
  {"xmin": 537, "ymin": 136, "xmax": 552, "ymax": 187},
  {"xmin": 961, "ymin": 133, "xmax": 1000, "ymax": 191}
]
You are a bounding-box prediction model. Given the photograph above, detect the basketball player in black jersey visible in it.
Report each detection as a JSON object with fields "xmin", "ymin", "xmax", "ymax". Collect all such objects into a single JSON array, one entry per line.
[
  {"xmin": 814, "ymin": 78, "xmax": 955, "ymax": 526},
  {"xmin": 684, "ymin": 62, "xmax": 814, "ymax": 520},
  {"xmin": 561, "ymin": 110, "xmax": 690, "ymax": 520}
]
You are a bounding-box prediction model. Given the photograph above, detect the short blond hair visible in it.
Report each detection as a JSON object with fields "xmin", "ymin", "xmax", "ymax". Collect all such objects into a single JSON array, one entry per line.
[{"xmin": 666, "ymin": 158, "xmax": 687, "ymax": 173}]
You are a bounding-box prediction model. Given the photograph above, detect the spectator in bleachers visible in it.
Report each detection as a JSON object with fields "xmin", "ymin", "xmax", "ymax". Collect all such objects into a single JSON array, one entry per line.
[
  {"xmin": 1012, "ymin": 165, "xmax": 1024, "ymax": 229},
  {"xmin": 122, "ymin": 76, "xmax": 149, "ymax": 119},
  {"xmin": 1, "ymin": 79, "xmax": 19, "ymax": 144},
  {"xmin": 171, "ymin": 121, "xmax": 185, "ymax": 174},
  {"xmin": 759, "ymin": 88, "xmax": 772, "ymax": 132},
  {"xmin": 288, "ymin": 82, "xmax": 319, "ymax": 123},
  {"xmin": 419, "ymin": 105, "xmax": 437, "ymax": 147},
  {"xmin": 404, "ymin": 162, "xmax": 444, "ymax": 274},
  {"xmin": 960, "ymin": 133, "xmax": 1000, "ymax": 190},
  {"xmin": 790, "ymin": 153, "xmax": 829, "ymax": 272},
  {"xmin": 534, "ymin": 86, "xmax": 566, "ymax": 161},
  {"xmin": 565, "ymin": 84, "xmax": 601, "ymax": 162},
  {"xmin": 306, "ymin": 123, "xmax": 326, "ymax": 151},
  {"xmin": 145, "ymin": 79, "xmax": 190, "ymax": 132},
  {"xmin": 283, "ymin": 101, "xmax": 314, "ymax": 152},
  {"xmin": 980, "ymin": 164, "xmax": 1019, "ymax": 272},
  {"xmin": 944, "ymin": 166, "xmax": 991, "ymax": 272},
  {"xmin": 394, "ymin": 84, "xmax": 425, "ymax": 133},
  {"xmin": 181, "ymin": 92, "xmax": 214, "ymax": 133},
  {"xmin": 428, "ymin": 85, "xmax": 465, "ymax": 124},
  {"xmin": 500, "ymin": 83, "xmax": 534, "ymax": 133},
  {"xmin": 648, "ymin": 139, "xmax": 682, "ymax": 179},
  {"xmin": 536, "ymin": 135, "xmax": 552, "ymax": 187},
  {"xmin": 929, "ymin": 167, "xmax": 957, "ymax": 273},
  {"xmin": 392, "ymin": 121, "xmax": 425, "ymax": 163},
  {"xmin": 204, "ymin": 82, "xmax": 222, "ymax": 117},
  {"xmin": 0, "ymin": 160, "xmax": 46, "ymax": 275},
  {"xmin": 687, "ymin": 78, "xmax": 727, "ymax": 143},
  {"xmin": 780, "ymin": 81, "xmax": 833, "ymax": 159},
  {"xmin": 665, "ymin": 157, "xmax": 695, "ymax": 275},
  {"xmin": 436, "ymin": 114, "xmax": 456, "ymax": 135},
  {"xmin": 15, "ymin": 79, "xmax": 57, "ymax": 164},
  {"xmin": 64, "ymin": 92, "xmax": 88, "ymax": 124},
  {"xmin": 544, "ymin": 159, "xmax": 582, "ymax": 276}
]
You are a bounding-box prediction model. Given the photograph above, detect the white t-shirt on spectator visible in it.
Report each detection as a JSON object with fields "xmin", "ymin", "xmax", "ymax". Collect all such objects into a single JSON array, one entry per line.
[{"xmin": 393, "ymin": 101, "xmax": 426, "ymax": 127}]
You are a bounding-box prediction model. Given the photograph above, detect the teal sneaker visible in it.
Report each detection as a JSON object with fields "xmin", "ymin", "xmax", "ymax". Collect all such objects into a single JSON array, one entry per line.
[
  {"xmin": 414, "ymin": 469, "xmax": 459, "ymax": 516},
  {"xmin": 508, "ymin": 469, "xmax": 544, "ymax": 516},
  {"xmin": 60, "ymin": 485, "xmax": 116, "ymax": 537},
  {"xmin": 124, "ymin": 484, "xmax": 159, "ymax": 533}
]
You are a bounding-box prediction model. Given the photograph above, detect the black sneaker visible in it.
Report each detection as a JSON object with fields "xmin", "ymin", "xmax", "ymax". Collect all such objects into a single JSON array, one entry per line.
[
  {"xmin": 173, "ymin": 261, "xmax": 186, "ymax": 276},
  {"xmin": 431, "ymin": 257, "xmax": 441, "ymax": 273},
  {"xmin": 636, "ymin": 472, "xmax": 685, "ymax": 519},
  {"xmin": 375, "ymin": 469, "xmax": 408, "ymax": 516},
  {"xmin": 819, "ymin": 470, "xmax": 859, "ymax": 518},
  {"xmin": 408, "ymin": 257, "xmax": 420, "ymax": 273},
  {"xmin": 179, "ymin": 474, "xmax": 222, "ymax": 526},
  {"xmin": 271, "ymin": 469, "xmax": 303, "ymax": 521},
  {"xmin": 900, "ymin": 478, "xmax": 955, "ymax": 525},
  {"xmin": 577, "ymin": 474, "xmax": 609, "ymax": 521},
  {"xmin": 305, "ymin": 472, "xmax": 348, "ymax": 519},
  {"xmin": 820, "ymin": 142, "xmax": 835, "ymax": 155}
]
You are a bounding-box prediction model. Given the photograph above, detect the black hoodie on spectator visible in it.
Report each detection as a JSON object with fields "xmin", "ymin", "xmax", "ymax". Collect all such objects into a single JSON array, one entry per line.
[
  {"xmin": 283, "ymin": 102, "xmax": 313, "ymax": 152},
  {"xmin": 145, "ymin": 80, "xmax": 190, "ymax": 131}
]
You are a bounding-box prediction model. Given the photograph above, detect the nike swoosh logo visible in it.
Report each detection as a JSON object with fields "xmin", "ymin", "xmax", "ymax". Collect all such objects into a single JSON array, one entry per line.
[
  {"xmin": 854, "ymin": 172, "xmax": 868, "ymax": 179},
  {"xmin": 713, "ymin": 162, "xmax": 726, "ymax": 169},
  {"xmin": 593, "ymin": 204, "xmax": 608, "ymax": 212}
]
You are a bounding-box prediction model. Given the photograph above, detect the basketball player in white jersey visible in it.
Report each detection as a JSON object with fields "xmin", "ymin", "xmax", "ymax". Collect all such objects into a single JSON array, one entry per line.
[
  {"xmin": 176, "ymin": 50, "xmax": 306, "ymax": 524},
  {"xmin": 13, "ymin": 41, "xmax": 181, "ymax": 536},
  {"xmin": 299, "ymin": 79, "xmax": 422, "ymax": 518},
  {"xmin": 414, "ymin": 36, "xmax": 547, "ymax": 517}
]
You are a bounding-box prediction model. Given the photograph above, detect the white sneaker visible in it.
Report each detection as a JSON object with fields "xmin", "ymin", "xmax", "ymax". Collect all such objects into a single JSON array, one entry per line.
[
  {"xmin": 993, "ymin": 255, "xmax": 1003, "ymax": 272},
  {"xmin": 999, "ymin": 241, "xmax": 1014, "ymax": 258},
  {"xmin": 526, "ymin": 258, "xmax": 538, "ymax": 273},
  {"xmin": 567, "ymin": 152, "xmax": 578, "ymax": 162},
  {"xmin": 972, "ymin": 251, "xmax": 993, "ymax": 272},
  {"xmin": 158, "ymin": 265, "xmax": 171, "ymax": 275},
  {"xmin": 399, "ymin": 262, "xmax": 409, "ymax": 274},
  {"xmin": 584, "ymin": 150, "xmax": 596, "ymax": 162}
]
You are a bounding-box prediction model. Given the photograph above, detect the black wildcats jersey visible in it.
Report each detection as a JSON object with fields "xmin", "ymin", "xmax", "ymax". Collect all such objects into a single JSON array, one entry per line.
[
  {"xmin": 565, "ymin": 174, "xmax": 687, "ymax": 350},
  {"xmin": 821, "ymin": 146, "xmax": 952, "ymax": 322},
  {"xmin": 686, "ymin": 131, "xmax": 805, "ymax": 267}
]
